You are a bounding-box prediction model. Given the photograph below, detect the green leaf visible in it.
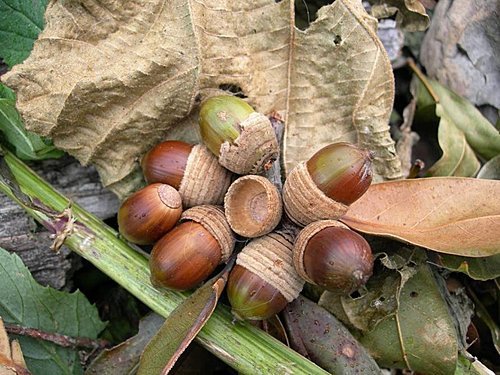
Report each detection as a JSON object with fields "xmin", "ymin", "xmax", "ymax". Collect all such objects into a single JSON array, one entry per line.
[
  {"xmin": 0, "ymin": 247, "xmax": 106, "ymax": 375},
  {"xmin": 319, "ymin": 247, "xmax": 420, "ymax": 332},
  {"xmin": 0, "ymin": 0, "xmax": 48, "ymax": 67},
  {"xmin": 358, "ymin": 250, "xmax": 458, "ymax": 375},
  {"xmin": 430, "ymin": 253, "xmax": 500, "ymax": 281},
  {"xmin": 455, "ymin": 353, "xmax": 495, "ymax": 375},
  {"xmin": 137, "ymin": 260, "xmax": 233, "ymax": 375},
  {"xmin": 414, "ymin": 77, "xmax": 500, "ymax": 173},
  {"xmin": 0, "ymin": 83, "xmax": 64, "ymax": 160},
  {"xmin": 477, "ymin": 154, "xmax": 500, "ymax": 180}
]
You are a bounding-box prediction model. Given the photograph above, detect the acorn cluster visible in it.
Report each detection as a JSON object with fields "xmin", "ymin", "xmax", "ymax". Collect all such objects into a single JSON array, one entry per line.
[{"xmin": 118, "ymin": 95, "xmax": 375, "ymax": 321}]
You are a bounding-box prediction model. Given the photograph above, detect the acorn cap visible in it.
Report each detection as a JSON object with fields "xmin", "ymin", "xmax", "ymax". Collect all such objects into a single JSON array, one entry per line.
[
  {"xmin": 179, "ymin": 144, "xmax": 232, "ymax": 208},
  {"xmin": 224, "ymin": 175, "xmax": 282, "ymax": 238},
  {"xmin": 236, "ymin": 231, "xmax": 304, "ymax": 302},
  {"xmin": 283, "ymin": 162, "xmax": 348, "ymax": 226},
  {"xmin": 293, "ymin": 220, "xmax": 349, "ymax": 284},
  {"xmin": 180, "ymin": 205, "xmax": 235, "ymax": 262},
  {"xmin": 219, "ymin": 112, "xmax": 279, "ymax": 175}
]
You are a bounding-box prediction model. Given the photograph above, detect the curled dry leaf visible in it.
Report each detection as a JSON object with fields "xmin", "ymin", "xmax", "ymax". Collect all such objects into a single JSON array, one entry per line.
[
  {"xmin": 341, "ymin": 178, "xmax": 500, "ymax": 257},
  {"xmin": 370, "ymin": 0, "xmax": 430, "ymax": 31},
  {"xmin": 3, "ymin": 0, "xmax": 401, "ymax": 197}
]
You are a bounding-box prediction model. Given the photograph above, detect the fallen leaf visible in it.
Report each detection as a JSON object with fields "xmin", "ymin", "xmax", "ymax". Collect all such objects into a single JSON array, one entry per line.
[
  {"xmin": 137, "ymin": 258, "xmax": 234, "ymax": 375},
  {"xmin": 413, "ymin": 76, "xmax": 500, "ymax": 165},
  {"xmin": 86, "ymin": 313, "xmax": 165, "ymax": 375},
  {"xmin": 319, "ymin": 247, "xmax": 421, "ymax": 332},
  {"xmin": 430, "ymin": 253, "xmax": 500, "ymax": 281},
  {"xmin": 0, "ymin": 247, "xmax": 106, "ymax": 375},
  {"xmin": 370, "ymin": 0, "xmax": 430, "ymax": 31},
  {"xmin": 358, "ymin": 253, "xmax": 458, "ymax": 375},
  {"xmin": 0, "ymin": 317, "xmax": 29, "ymax": 375},
  {"xmin": 3, "ymin": 0, "xmax": 402, "ymax": 197},
  {"xmin": 477, "ymin": 155, "xmax": 500, "ymax": 180},
  {"xmin": 341, "ymin": 178, "xmax": 500, "ymax": 257},
  {"xmin": 283, "ymin": 295, "xmax": 382, "ymax": 374}
]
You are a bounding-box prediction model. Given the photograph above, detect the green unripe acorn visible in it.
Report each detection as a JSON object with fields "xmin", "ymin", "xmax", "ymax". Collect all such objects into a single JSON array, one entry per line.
[{"xmin": 199, "ymin": 96, "xmax": 279, "ymax": 175}]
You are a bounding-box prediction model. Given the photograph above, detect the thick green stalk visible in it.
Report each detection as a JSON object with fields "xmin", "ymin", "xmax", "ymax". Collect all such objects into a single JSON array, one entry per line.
[{"xmin": 0, "ymin": 150, "xmax": 328, "ymax": 375}]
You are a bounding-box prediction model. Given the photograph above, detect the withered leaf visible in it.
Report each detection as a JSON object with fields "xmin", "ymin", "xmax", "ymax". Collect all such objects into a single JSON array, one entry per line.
[
  {"xmin": 0, "ymin": 317, "xmax": 29, "ymax": 375},
  {"xmin": 341, "ymin": 178, "xmax": 500, "ymax": 257},
  {"xmin": 370, "ymin": 0, "xmax": 430, "ymax": 31},
  {"xmin": 137, "ymin": 258, "xmax": 233, "ymax": 375},
  {"xmin": 3, "ymin": 0, "xmax": 401, "ymax": 197},
  {"xmin": 283, "ymin": 295, "xmax": 382, "ymax": 374}
]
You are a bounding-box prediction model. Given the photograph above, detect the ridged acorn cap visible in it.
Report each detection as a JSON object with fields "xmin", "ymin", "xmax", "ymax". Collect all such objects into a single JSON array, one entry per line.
[
  {"xmin": 180, "ymin": 205, "xmax": 235, "ymax": 262},
  {"xmin": 283, "ymin": 162, "xmax": 348, "ymax": 226},
  {"xmin": 236, "ymin": 231, "xmax": 304, "ymax": 302},
  {"xmin": 199, "ymin": 96, "xmax": 279, "ymax": 175},
  {"xmin": 179, "ymin": 144, "xmax": 232, "ymax": 208},
  {"xmin": 224, "ymin": 175, "xmax": 282, "ymax": 238}
]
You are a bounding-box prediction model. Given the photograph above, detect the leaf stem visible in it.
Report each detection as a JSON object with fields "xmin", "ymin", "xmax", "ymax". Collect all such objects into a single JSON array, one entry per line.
[
  {"xmin": 407, "ymin": 58, "xmax": 440, "ymax": 103},
  {"xmin": 0, "ymin": 149, "xmax": 328, "ymax": 375},
  {"xmin": 4, "ymin": 323, "xmax": 109, "ymax": 351}
]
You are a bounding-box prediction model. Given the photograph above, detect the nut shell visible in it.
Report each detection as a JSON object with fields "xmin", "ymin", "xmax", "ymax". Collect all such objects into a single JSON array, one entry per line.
[
  {"xmin": 219, "ymin": 112, "xmax": 279, "ymax": 175},
  {"xmin": 224, "ymin": 175, "xmax": 282, "ymax": 238},
  {"xmin": 235, "ymin": 231, "xmax": 304, "ymax": 303},
  {"xmin": 283, "ymin": 162, "xmax": 348, "ymax": 226},
  {"xmin": 179, "ymin": 144, "xmax": 232, "ymax": 208},
  {"xmin": 293, "ymin": 220, "xmax": 373, "ymax": 294},
  {"xmin": 180, "ymin": 205, "xmax": 235, "ymax": 262},
  {"xmin": 117, "ymin": 183, "xmax": 182, "ymax": 245},
  {"xmin": 150, "ymin": 221, "xmax": 222, "ymax": 291}
]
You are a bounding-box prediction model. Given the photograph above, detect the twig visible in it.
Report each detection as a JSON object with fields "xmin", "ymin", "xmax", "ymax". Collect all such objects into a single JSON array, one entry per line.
[
  {"xmin": 407, "ymin": 58, "xmax": 440, "ymax": 103},
  {"xmin": 4, "ymin": 323, "xmax": 109, "ymax": 351}
]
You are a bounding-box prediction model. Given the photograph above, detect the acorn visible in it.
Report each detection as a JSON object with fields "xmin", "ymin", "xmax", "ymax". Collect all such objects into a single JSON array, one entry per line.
[
  {"xmin": 283, "ymin": 142, "xmax": 373, "ymax": 226},
  {"xmin": 149, "ymin": 205, "xmax": 235, "ymax": 291},
  {"xmin": 227, "ymin": 230, "xmax": 304, "ymax": 320},
  {"xmin": 293, "ymin": 220, "xmax": 374, "ymax": 294},
  {"xmin": 117, "ymin": 183, "xmax": 182, "ymax": 245},
  {"xmin": 141, "ymin": 140, "xmax": 232, "ymax": 208},
  {"xmin": 224, "ymin": 175, "xmax": 282, "ymax": 238},
  {"xmin": 199, "ymin": 95, "xmax": 279, "ymax": 175}
]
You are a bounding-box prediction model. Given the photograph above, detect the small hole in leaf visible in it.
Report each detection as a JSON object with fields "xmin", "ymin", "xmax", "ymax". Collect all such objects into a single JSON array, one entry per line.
[
  {"xmin": 379, "ymin": 296, "xmax": 385, "ymax": 302},
  {"xmin": 275, "ymin": 0, "xmax": 282, "ymax": 3},
  {"xmin": 218, "ymin": 84, "xmax": 247, "ymax": 98},
  {"xmin": 350, "ymin": 290, "xmax": 361, "ymax": 299},
  {"xmin": 333, "ymin": 35, "xmax": 342, "ymax": 45},
  {"xmin": 410, "ymin": 291, "xmax": 418, "ymax": 298}
]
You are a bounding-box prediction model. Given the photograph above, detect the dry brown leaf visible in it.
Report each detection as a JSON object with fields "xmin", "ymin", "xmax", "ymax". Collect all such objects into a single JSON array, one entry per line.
[
  {"xmin": 0, "ymin": 318, "xmax": 29, "ymax": 375},
  {"xmin": 341, "ymin": 178, "xmax": 500, "ymax": 257},
  {"xmin": 3, "ymin": 0, "xmax": 401, "ymax": 197}
]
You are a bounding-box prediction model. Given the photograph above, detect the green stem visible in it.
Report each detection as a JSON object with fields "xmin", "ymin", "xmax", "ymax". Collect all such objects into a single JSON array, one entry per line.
[{"xmin": 0, "ymin": 150, "xmax": 328, "ymax": 375}]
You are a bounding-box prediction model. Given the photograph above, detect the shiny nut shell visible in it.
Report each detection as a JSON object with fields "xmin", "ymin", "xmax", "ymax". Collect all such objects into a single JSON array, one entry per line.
[
  {"xmin": 224, "ymin": 175, "xmax": 282, "ymax": 238},
  {"xmin": 283, "ymin": 162, "xmax": 348, "ymax": 226},
  {"xmin": 180, "ymin": 205, "xmax": 235, "ymax": 262},
  {"xmin": 293, "ymin": 220, "xmax": 349, "ymax": 284}
]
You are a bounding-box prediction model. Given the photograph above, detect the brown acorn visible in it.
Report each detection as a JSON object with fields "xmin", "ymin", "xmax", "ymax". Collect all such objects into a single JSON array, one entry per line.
[
  {"xmin": 141, "ymin": 140, "xmax": 232, "ymax": 208},
  {"xmin": 283, "ymin": 142, "xmax": 373, "ymax": 226},
  {"xmin": 149, "ymin": 205, "xmax": 235, "ymax": 291},
  {"xmin": 227, "ymin": 231, "xmax": 304, "ymax": 320},
  {"xmin": 199, "ymin": 95, "xmax": 279, "ymax": 175},
  {"xmin": 224, "ymin": 175, "xmax": 282, "ymax": 238},
  {"xmin": 117, "ymin": 183, "xmax": 182, "ymax": 245},
  {"xmin": 293, "ymin": 220, "xmax": 373, "ymax": 294}
]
